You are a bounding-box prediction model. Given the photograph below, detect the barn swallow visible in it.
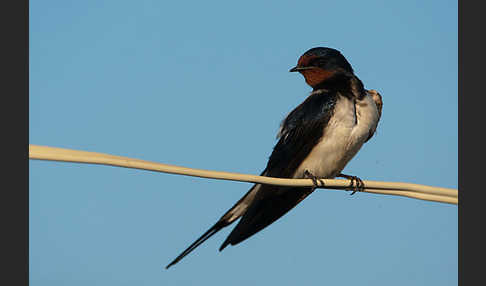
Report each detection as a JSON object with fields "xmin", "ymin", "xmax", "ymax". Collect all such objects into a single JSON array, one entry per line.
[{"xmin": 166, "ymin": 47, "xmax": 383, "ymax": 269}]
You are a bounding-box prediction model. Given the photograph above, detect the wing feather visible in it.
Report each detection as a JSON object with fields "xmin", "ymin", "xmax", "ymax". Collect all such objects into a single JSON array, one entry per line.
[{"xmin": 219, "ymin": 90, "xmax": 338, "ymax": 249}]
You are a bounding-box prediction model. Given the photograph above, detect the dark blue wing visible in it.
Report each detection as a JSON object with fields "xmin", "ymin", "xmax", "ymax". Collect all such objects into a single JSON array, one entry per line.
[
  {"xmin": 266, "ymin": 91, "xmax": 337, "ymax": 178},
  {"xmin": 219, "ymin": 91, "xmax": 338, "ymax": 249}
]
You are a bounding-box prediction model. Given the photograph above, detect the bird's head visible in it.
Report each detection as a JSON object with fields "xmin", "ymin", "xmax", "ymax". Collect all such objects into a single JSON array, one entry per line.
[{"xmin": 289, "ymin": 47, "xmax": 354, "ymax": 89}]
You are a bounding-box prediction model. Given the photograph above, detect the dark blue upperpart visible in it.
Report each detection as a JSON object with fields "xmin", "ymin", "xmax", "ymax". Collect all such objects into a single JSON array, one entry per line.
[
  {"xmin": 266, "ymin": 91, "xmax": 338, "ymax": 178},
  {"xmin": 301, "ymin": 47, "xmax": 354, "ymax": 74}
]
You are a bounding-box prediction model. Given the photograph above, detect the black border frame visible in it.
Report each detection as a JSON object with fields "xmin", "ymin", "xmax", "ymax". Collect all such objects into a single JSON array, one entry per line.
[
  {"xmin": 1, "ymin": 0, "xmax": 29, "ymax": 285},
  {"xmin": 459, "ymin": 1, "xmax": 482, "ymax": 286}
]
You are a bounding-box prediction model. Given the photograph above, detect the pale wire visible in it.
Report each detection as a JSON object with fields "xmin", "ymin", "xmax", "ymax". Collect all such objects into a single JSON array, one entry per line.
[{"xmin": 29, "ymin": 145, "xmax": 458, "ymax": 205}]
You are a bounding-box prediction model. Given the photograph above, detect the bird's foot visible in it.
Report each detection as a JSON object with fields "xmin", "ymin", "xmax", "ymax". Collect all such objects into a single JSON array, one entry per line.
[
  {"xmin": 337, "ymin": 173, "xmax": 365, "ymax": 195},
  {"xmin": 304, "ymin": 170, "xmax": 325, "ymax": 190}
]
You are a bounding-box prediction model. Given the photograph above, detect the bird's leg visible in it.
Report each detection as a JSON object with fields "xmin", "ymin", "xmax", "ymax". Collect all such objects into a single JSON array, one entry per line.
[
  {"xmin": 337, "ymin": 173, "xmax": 364, "ymax": 195},
  {"xmin": 304, "ymin": 170, "xmax": 325, "ymax": 190}
]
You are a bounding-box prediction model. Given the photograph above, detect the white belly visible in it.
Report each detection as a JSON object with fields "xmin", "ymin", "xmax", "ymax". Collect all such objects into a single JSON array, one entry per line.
[{"xmin": 294, "ymin": 93, "xmax": 380, "ymax": 179}]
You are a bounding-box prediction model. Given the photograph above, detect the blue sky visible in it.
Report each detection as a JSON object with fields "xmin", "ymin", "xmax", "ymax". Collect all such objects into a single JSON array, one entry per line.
[{"xmin": 30, "ymin": 0, "xmax": 457, "ymax": 285}]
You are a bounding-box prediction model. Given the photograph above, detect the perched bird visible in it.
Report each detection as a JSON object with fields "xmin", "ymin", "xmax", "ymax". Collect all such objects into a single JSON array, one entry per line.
[{"xmin": 166, "ymin": 47, "xmax": 383, "ymax": 269}]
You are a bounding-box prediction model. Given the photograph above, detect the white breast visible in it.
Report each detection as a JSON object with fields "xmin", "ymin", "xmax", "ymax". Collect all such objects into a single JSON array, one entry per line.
[{"xmin": 294, "ymin": 92, "xmax": 380, "ymax": 179}]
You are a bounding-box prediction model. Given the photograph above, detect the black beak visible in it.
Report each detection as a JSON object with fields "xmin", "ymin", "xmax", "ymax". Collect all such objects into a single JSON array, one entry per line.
[
  {"xmin": 289, "ymin": 66, "xmax": 313, "ymax": 72},
  {"xmin": 289, "ymin": 66, "xmax": 299, "ymax": 72}
]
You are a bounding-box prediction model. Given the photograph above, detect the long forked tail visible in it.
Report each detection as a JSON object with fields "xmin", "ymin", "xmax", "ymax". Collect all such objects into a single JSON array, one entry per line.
[
  {"xmin": 165, "ymin": 221, "xmax": 227, "ymax": 269},
  {"xmin": 165, "ymin": 183, "xmax": 261, "ymax": 269}
]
